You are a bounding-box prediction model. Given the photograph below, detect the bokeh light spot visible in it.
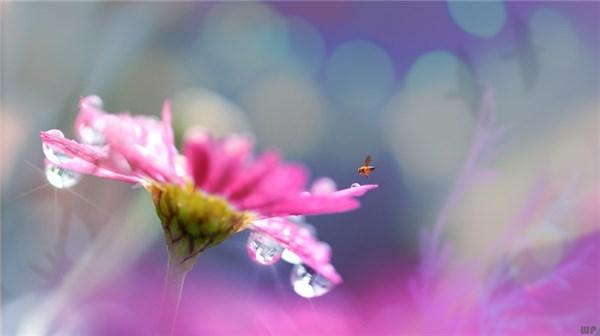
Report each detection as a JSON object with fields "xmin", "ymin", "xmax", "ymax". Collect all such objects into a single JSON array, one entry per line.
[
  {"xmin": 241, "ymin": 71, "xmax": 326, "ymax": 156},
  {"xmin": 383, "ymin": 50, "xmax": 476, "ymax": 182},
  {"xmin": 529, "ymin": 9, "xmax": 581, "ymax": 70},
  {"xmin": 198, "ymin": 2, "xmax": 289, "ymax": 90},
  {"xmin": 447, "ymin": 0, "xmax": 506, "ymax": 38},
  {"xmin": 325, "ymin": 40, "xmax": 396, "ymax": 111},
  {"xmin": 172, "ymin": 88, "xmax": 252, "ymax": 139},
  {"xmin": 284, "ymin": 17, "xmax": 326, "ymax": 75}
]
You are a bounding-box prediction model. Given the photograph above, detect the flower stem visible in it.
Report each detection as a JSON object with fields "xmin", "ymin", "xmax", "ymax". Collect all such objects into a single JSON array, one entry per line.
[{"xmin": 159, "ymin": 252, "xmax": 190, "ymax": 335}]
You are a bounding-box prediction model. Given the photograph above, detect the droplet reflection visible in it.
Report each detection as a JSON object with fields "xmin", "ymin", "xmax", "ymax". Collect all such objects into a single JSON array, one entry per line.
[
  {"xmin": 281, "ymin": 249, "xmax": 301, "ymax": 264},
  {"xmin": 290, "ymin": 264, "xmax": 334, "ymax": 298},
  {"xmin": 81, "ymin": 95, "xmax": 103, "ymax": 109},
  {"xmin": 246, "ymin": 232, "xmax": 284, "ymax": 266},
  {"xmin": 42, "ymin": 130, "xmax": 72, "ymax": 164},
  {"xmin": 45, "ymin": 164, "xmax": 81, "ymax": 189},
  {"xmin": 79, "ymin": 126, "xmax": 105, "ymax": 146}
]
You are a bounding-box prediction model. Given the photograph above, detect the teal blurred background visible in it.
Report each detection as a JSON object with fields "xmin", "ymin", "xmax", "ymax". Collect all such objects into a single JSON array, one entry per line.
[{"xmin": 2, "ymin": 1, "xmax": 599, "ymax": 334}]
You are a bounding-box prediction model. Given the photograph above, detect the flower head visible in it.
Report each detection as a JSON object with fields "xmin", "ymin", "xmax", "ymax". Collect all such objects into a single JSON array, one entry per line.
[{"xmin": 40, "ymin": 96, "xmax": 377, "ymax": 296}]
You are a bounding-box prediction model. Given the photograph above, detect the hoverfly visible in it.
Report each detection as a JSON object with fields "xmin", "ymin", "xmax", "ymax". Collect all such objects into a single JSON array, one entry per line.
[{"xmin": 357, "ymin": 155, "xmax": 375, "ymax": 178}]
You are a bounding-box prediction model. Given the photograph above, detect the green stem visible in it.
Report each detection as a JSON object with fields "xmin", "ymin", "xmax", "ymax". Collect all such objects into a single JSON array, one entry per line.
[{"xmin": 159, "ymin": 252, "xmax": 190, "ymax": 336}]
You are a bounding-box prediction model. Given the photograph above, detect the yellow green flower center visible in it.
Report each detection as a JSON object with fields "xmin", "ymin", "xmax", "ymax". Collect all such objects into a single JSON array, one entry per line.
[{"xmin": 150, "ymin": 183, "xmax": 253, "ymax": 269}]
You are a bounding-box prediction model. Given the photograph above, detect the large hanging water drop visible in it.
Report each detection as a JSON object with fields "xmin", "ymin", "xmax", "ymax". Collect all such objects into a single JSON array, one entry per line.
[
  {"xmin": 350, "ymin": 183, "xmax": 360, "ymax": 188},
  {"xmin": 290, "ymin": 264, "xmax": 334, "ymax": 298},
  {"xmin": 45, "ymin": 164, "xmax": 81, "ymax": 189},
  {"xmin": 42, "ymin": 129, "xmax": 72, "ymax": 164},
  {"xmin": 246, "ymin": 232, "xmax": 284, "ymax": 266}
]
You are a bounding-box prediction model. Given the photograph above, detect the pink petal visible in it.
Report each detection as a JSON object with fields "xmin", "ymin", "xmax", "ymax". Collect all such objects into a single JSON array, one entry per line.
[
  {"xmin": 75, "ymin": 96, "xmax": 106, "ymax": 142},
  {"xmin": 311, "ymin": 177, "xmax": 337, "ymax": 195},
  {"xmin": 209, "ymin": 136, "xmax": 253, "ymax": 194},
  {"xmin": 161, "ymin": 100, "xmax": 178, "ymax": 173},
  {"xmin": 40, "ymin": 131, "xmax": 104, "ymax": 163},
  {"xmin": 259, "ymin": 193, "xmax": 360, "ymax": 216},
  {"xmin": 43, "ymin": 96, "xmax": 182, "ymax": 185},
  {"xmin": 184, "ymin": 129, "xmax": 214, "ymax": 188},
  {"xmin": 225, "ymin": 150, "xmax": 280, "ymax": 201},
  {"xmin": 203, "ymin": 135, "xmax": 253, "ymax": 194},
  {"xmin": 333, "ymin": 184, "xmax": 379, "ymax": 198},
  {"xmin": 39, "ymin": 131, "xmax": 141, "ymax": 184},
  {"xmin": 238, "ymin": 163, "xmax": 308, "ymax": 210},
  {"xmin": 251, "ymin": 217, "xmax": 342, "ymax": 284},
  {"xmin": 95, "ymin": 110, "xmax": 178, "ymax": 182},
  {"xmin": 47, "ymin": 158, "xmax": 141, "ymax": 184}
]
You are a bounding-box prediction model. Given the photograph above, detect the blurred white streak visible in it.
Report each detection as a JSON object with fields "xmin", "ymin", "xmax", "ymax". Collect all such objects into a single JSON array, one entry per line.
[
  {"xmin": 81, "ymin": 4, "xmax": 175, "ymax": 94},
  {"xmin": 16, "ymin": 194, "xmax": 160, "ymax": 335},
  {"xmin": 431, "ymin": 87, "xmax": 498, "ymax": 244}
]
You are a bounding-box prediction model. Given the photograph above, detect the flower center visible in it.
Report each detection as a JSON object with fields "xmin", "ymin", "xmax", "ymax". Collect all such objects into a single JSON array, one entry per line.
[{"xmin": 150, "ymin": 183, "xmax": 252, "ymax": 268}]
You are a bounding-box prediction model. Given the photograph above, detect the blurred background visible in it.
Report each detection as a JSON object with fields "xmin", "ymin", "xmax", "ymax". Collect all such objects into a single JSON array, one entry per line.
[{"xmin": 2, "ymin": 1, "xmax": 599, "ymax": 335}]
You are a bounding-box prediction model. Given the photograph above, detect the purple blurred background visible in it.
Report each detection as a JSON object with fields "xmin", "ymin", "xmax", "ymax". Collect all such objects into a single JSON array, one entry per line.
[{"xmin": 2, "ymin": 1, "xmax": 599, "ymax": 335}]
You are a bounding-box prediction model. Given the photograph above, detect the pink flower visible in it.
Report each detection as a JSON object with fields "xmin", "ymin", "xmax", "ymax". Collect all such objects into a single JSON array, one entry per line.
[{"xmin": 40, "ymin": 96, "xmax": 377, "ymax": 294}]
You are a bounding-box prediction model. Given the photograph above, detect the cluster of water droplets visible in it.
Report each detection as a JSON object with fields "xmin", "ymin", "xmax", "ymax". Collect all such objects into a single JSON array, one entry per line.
[
  {"xmin": 246, "ymin": 181, "xmax": 365, "ymax": 299},
  {"xmin": 43, "ymin": 96, "xmax": 106, "ymax": 189},
  {"xmin": 78, "ymin": 95, "xmax": 106, "ymax": 146},
  {"xmin": 43, "ymin": 130, "xmax": 82, "ymax": 189}
]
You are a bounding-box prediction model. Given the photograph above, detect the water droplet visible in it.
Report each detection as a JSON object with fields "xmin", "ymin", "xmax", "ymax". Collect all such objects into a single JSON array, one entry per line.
[
  {"xmin": 42, "ymin": 130, "xmax": 73, "ymax": 164},
  {"xmin": 298, "ymin": 223, "xmax": 316, "ymax": 237},
  {"xmin": 81, "ymin": 95, "xmax": 103, "ymax": 109},
  {"xmin": 350, "ymin": 183, "xmax": 360, "ymax": 188},
  {"xmin": 45, "ymin": 164, "xmax": 81, "ymax": 189},
  {"xmin": 290, "ymin": 264, "xmax": 334, "ymax": 298},
  {"xmin": 281, "ymin": 249, "xmax": 302, "ymax": 264},
  {"xmin": 313, "ymin": 242, "xmax": 331, "ymax": 262},
  {"xmin": 79, "ymin": 125, "xmax": 105, "ymax": 146},
  {"xmin": 247, "ymin": 232, "xmax": 284, "ymax": 266},
  {"xmin": 288, "ymin": 215, "xmax": 306, "ymax": 224},
  {"xmin": 287, "ymin": 216, "xmax": 316, "ymax": 237}
]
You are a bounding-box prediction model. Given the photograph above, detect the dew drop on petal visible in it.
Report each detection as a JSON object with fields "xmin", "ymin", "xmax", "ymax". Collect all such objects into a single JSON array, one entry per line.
[
  {"xmin": 81, "ymin": 95, "xmax": 103, "ymax": 109},
  {"xmin": 288, "ymin": 215, "xmax": 306, "ymax": 224},
  {"xmin": 282, "ymin": 227, "xmax": 292, "ymax": 238},
  {"xmin": 79, "ymin": 125, "xmax": 106, "ymax": 146},
  {"xmin": 350, "ymin": 183, "xmax": 361, "ymax": 188},
  {"xmin": 42, "ymin": 130, "xmax": 73, "ymax": 164},
  {"xmin": 45, "ymin": 164, "xmax": 81, "ymax": 189},
  {"xmin": 281, "ymin": 249, "xmax": 302, "ymax": 264},
  {"xmin": 298, "ymin": 222, "xmax": 316, "ymax": 237},
  {"xmin": 247, "ymin": 232, "xmax": 284, "ymax": 266},
  {"xmin": 313, "ymin": 242, "xmax": 331, "ymax": 262},
  {"xmin": 290, "ymin": 264, "xmax": 334, "ymax": 298}
]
